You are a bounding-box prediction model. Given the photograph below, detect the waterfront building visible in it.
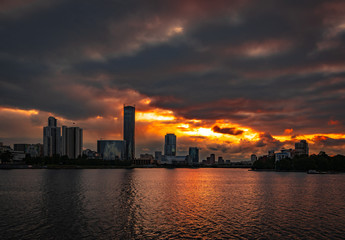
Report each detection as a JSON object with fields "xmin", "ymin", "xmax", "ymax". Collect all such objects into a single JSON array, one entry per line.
[
  {"xmin": 124, "ymin": 105, "xmax": 135, "ymax": 161},
  {"xmin": 12, "ymin": 151, "xmax": 26, "ymax": 162},
  {"xmin": 161, "ymin": 155, "xmax": 187, "ymax": 165},
  {"xmin": 82, "ymin": 149, "xmax": 99, "ymax": 159},
  {"xmin": 251, "ymin": 154, "xmax": 257, "ymax": 163},
  {"xmin": 218, "ymin": 156, "xmax": 224, "ymax": 164},
  {"xmin": 210, "ymin": 154, "xmax": 215, "ymax": 164},
  {"xmin": 295, "ymin": 140, "xmax": 309, "ymax": 156},
  {"xmin": 61, "ymin": 126, "xmax": 83, "ymax": 159},
  {"xmin": 13, "ymin": 143, "xmax": 43, "ymax": 158},
  {"xmin": 134, "ymin": 154, "xmax": 154, "ymax": 165},
  {"xmin": 0, "ymin": 143, "xmax": 12, "ymax": 153},
  {"xmin": 164, "ymin": 133, "xmax": 176, "ymax": 156},
  {"xmin": 14, "ymin": 144, "xmax": 29, "ymax": 152},
  {"xmin": 275, "ymin": 149, "xmax": 293, "ymax": 161},
  {"xmin": 188, "ymin": 147, "xmax": 199, "ymax": 164},
  {"xmin": 155, "ymin": 151, "xmax": 162, "ymax": 164},
  {"xmin": 43, "ymin": 116, "xmax": 61, "ymax": 157},
  {"xmin": 268, "ymin": 150, "xmax": 275, "ymax": 157},
  {"xmin": 97, "ymin": 140, "xmax": 125, "ymax": 161}
]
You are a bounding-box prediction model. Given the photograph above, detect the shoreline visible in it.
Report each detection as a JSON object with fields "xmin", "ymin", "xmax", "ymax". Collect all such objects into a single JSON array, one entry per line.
[
  {"xmin": 2, "ymin": 164, "xmax": 344, "ymax": 173},
  {"xmin": 0, "ymin": 164, "xmax": 252, "ymax": 169}
]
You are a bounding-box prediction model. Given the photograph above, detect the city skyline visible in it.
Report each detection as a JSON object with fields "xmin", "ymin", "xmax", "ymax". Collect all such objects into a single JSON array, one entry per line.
[{"xmin": 1, "ymin": 1, "xmax": 345, "ymax": 161}]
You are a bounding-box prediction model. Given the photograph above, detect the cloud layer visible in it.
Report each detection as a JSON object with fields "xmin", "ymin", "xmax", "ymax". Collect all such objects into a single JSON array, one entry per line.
[{"xmin": 1, "ymin": 0, "xmax": 345, "ymax": 160}]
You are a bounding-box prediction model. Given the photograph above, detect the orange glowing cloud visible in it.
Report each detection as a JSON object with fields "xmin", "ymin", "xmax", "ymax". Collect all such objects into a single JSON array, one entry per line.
[
  {"xmin": 136, "ymin": 109, "xmax": 175, "ymax": 121},
  {"xmin": 0, "ymin": 107, "xmax": 39, "ymax": 115},
  {"xmin": 284, "ymin": 128, "xmax": 293, "ymax": 134},
  {"xmin": 328, "ymin": 120, "xmax": 340, "ymax": 125},
  {"xmin": 136, "ymin": 109, "xmax": 260, "ymax": 146}
]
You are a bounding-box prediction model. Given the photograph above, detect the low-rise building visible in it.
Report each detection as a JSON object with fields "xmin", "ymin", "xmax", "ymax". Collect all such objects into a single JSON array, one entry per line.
[
  {"xmin": 161, "ymin": 155, "xmax": 187, "ymax": 165},
  {"xmin": 97, "ymin": 140, "xmax": 126, "ymax": 160},
  {"xmin": 275, "ymin": 149, "xmax": 293, "ymax": 161},
  {"xmin": 82, "ymin": 149, "xmax": 100, "ymax": 159},
  {"xmin": 133, "ymin": 154, "xmax": 154, "ymax": 165},
  {"xmin": 218, "ymin": 156, "xmax": 224, "ymax": 164}
]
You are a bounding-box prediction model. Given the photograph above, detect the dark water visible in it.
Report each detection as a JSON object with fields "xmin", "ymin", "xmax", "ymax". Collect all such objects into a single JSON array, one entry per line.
[{"xmin": 1, "ymin": 169, "xmax": 345, "ymax": 239}]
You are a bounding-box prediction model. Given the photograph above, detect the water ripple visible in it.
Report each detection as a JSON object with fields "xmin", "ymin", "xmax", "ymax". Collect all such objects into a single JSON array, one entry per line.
[{"xmin": 1, "ymin": 169, "xmax": 345, "ymax": 239}]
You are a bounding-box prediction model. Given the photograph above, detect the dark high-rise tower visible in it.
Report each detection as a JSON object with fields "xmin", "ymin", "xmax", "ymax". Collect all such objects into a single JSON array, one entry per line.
[
  {"xmin": 124, "ymin": 105, "xmax": 135, "ymax": 160},
  {"xmin": 164, "ymin": 133, "xmax": 176, "ymax": 156},
  {"xmin": 189, "ymin": 147, "xmax": 199, "ymax": 164}
]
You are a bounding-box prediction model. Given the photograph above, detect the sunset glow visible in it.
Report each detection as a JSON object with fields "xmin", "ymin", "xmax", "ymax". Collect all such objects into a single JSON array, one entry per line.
[
  {"xmin": 136, "ymin": 110, "xmax": 176, "ymax": 121},
  {"xmin": 0, "ymin": 107, "xmax": 39, "ymax": 115}
]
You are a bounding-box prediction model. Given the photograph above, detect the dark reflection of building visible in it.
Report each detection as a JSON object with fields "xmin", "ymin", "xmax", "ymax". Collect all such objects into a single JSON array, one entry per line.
[
  {"xmin": 124, "ymin": 105, "xmax": 135, "ymax": 161},
  {"xmin": 114, "ymin": 170, "xmax": 137, "ymax": 239},
  {"xmin": 40, "ymin": 169, "xmax": 138, "ymax": 239},
  {"xmin": 40, "ymin": 170, "xmax": 86, "ymax": 239},
  {"xmin": 89, "ymin": 169, "xmax": 137, "ymax": 239}
]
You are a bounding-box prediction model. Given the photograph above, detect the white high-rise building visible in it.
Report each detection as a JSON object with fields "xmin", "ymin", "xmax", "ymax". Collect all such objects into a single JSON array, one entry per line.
[
  {"xmin": 61, "ymin": 126, "xmax": 83, "ymax": 159},
  {"xmin": 43, "ymin": 116, "xmax": 61, "ymax": 157}
]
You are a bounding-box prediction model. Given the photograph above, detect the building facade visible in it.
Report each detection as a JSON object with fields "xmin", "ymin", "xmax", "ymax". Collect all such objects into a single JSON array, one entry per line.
[
  {"xmin": 275, "ymin": 149, "xmax": 293, "ymax": 161},
  {"xmin": 164, "ymin": 133, "xmax": 176, "ymax": 156},
  {"xmin": 97, "ymin": 140, "xmax": 125, "ymax": 161},
  {"xmin": 218, "ymin": 156, "xmax": 224, "ymax": 164},
  {"xmin": 14, "ymin": 144, "xmax": 29, "ymax": 152},
  {"xmin": 251, "ymin": 154, "xmax": 257, "ymax": 163},
  {"xmin": 295, "ymin": 140, "xmax": 309, "ymax": 156},
  {"xmin": 43, "ymin": 116, "xmax": 61, "ymax": 157},
  {"xmin": 155, "ymin": 151, "xmax": 162, "ymax": 164},
  {"xmin": 188, "ymin": 147, "xmax": 199, "ymax": 164},
  {"xmin": 161, "ymin": 155, "xmax": 187, "ymax": 165},
  {"xmin": 124, "ymin": 105, "xmax": 135, "ymax": 161},
  {"xmin": 61, "ymin": 126, "xmax": 83, "ymax": 159}
]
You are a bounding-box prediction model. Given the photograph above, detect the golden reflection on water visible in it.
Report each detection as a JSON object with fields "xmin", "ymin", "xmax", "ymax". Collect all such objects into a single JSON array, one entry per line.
[{"xmin": 1, "ymin": 169, "xmax": 345, "ymax": 239}]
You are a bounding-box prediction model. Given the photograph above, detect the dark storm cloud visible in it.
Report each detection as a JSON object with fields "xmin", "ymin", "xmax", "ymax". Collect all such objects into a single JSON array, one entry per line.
[
  {"xmin": 212, "ymin": 125, "xmax": 243, "ymax": 135},
  {"xmin": 255, "ymin": 132, "xmax": 285, "ymax": 150},
  {"xmin": 312, "ymin": 136, "xmax": 345, "ymax": 147},
  {"xmin": 1, "ymin": 0, "xmax": 345, "ymax": 137}
]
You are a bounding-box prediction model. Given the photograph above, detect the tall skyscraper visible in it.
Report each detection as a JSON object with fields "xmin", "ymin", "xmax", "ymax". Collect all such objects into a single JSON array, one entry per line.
[
  {"xmin": 43, "ymin": 116, "xmax": 61, "ymax": 157},
  {"xmin": 189, "ymin": 147, "xmax": 199, "ymax": 164},
  {"xmin": 48, "ymin": 116, "xmax": 57, "ymax": 127},
  {"xmin": 124, "ymin": 105, "xmax": 135, "ymax": 160},
  {"xmin": 61, "ymin": 126, "xmax": 83, "ymax": 159},
  {"xmin": 164, "ymin": 133, "xmax": 176, "ymax": 156}
]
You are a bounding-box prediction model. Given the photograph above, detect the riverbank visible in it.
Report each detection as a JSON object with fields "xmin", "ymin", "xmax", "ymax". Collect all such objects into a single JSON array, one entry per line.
[{"xmin": 0, "ymin": 164, "xmax": 252, "ymax": 169}]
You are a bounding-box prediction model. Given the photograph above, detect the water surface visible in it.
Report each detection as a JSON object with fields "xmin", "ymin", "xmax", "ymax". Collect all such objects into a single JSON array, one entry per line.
[{"xmin": 1, "ymin": 169, "xmax": 345, "ymax": 239}]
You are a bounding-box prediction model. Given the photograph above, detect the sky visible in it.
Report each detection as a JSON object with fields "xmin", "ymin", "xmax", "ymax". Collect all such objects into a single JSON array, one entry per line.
[{"xmin": 1, "ymin": 0, "xmax": 345, "ymax": 161}]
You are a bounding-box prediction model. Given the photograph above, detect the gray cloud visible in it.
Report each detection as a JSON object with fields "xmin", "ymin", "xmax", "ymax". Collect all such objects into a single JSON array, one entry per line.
[{"xmin": 1, "ymin": 0, "xmax": 345, "ymax": 157}]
